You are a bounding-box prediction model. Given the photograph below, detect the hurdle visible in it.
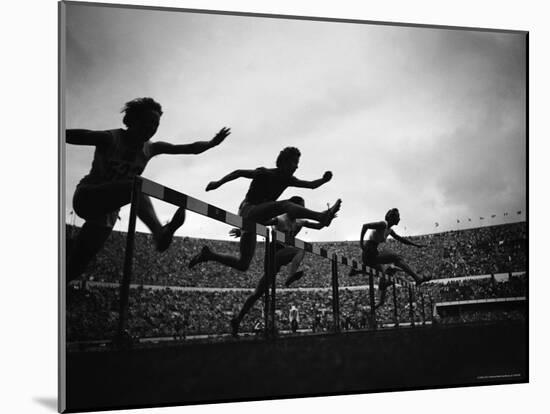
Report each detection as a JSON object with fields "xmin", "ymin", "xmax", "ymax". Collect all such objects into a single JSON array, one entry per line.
[
  {"xmin": 420, "ymin": 291, "xmax": 426, "ymax": 325},
  {"xmin": 408, "ymin": 285, "xmax": 416, "ymax": 327},
  {"xmin": 116, "ymin": 176, "xmax": 417, "ymax": 342},
  {"xmin": 391, "ymin": 277, "xmax": 399, "ymax": 327}
]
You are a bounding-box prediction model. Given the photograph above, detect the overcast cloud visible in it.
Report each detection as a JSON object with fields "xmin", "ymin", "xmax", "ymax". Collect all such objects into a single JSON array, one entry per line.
[{"xmin": 64, "ymin": 4, "xmax": 526, "ymax": 241}]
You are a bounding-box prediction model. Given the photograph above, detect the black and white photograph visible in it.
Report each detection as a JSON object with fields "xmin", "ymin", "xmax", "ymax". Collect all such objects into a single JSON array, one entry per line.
[{"xmin": 58, "ymin": 1, "xmax": 528, "ymax": 412}]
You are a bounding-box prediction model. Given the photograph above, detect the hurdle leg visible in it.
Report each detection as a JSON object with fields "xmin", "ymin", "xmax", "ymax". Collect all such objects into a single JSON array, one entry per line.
[
  {"xmin": 331, "ymin": 255, "xmax": 340, "ymax": 333},
  {"xmin": 368, "ymin": 267, "xmax": 377, "ymax": 330},
  {"xmin": 392, "ymin": 277, "xmax": 399, "ymax": 327},
  {"xmin": 263, "ymin": 231, "xmax": 270, "ymax": 338},
  {"xmin": 421, "ymin": 290, "xmax": 426, "ymax": 325},
  {"xmin": 408, "ymin": 284, "xmax": 415, "ymax": 327},
  {"xmin": 429, "ymin": 295, "xmax": 435, "ymax": 323},
  {"xmin": 116, "ymin": 177, "xmax": 141, "ymax": 345},
  {"xmin": 269, "ymin": 229, "xmax": 277, "ymax": 337}
]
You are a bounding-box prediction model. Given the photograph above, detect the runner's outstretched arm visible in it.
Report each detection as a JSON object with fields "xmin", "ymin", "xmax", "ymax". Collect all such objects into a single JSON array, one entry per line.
[
  {"xmin": 289, "ymin": 171, "xmax": 333, "ymax": 189},
  {"xmin": 389, "ymin": 230, "xmax": 425, "ymax": 248},
  {"xmin": 205, "ymin": 168, "xmax": 259, "ymax": 191},
  {"xmin": 66, "ymin": 129, "xmax": 111, "ymax": 147},
  {"xmin": 150, "ymin": 127, "xmax": 231, "ymax": 156}
]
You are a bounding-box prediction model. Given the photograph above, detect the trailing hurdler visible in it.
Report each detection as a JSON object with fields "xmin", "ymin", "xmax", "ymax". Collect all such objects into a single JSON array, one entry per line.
[
  {"xmin": 227, "ymin": 196, "xmax": 332, "ymax": 337},
  {"xmin": 188, "ymin": 147, "xmax": 341, "ymax": 273},
  {"xmin": 66, "ymin": 97, "xmax": 230, "ymax": 283}
]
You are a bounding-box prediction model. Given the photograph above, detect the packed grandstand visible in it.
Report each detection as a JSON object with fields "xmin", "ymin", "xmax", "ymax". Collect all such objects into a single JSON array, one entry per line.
[{"xmin": 66, "ymin": 222, "xmax": 527, "ymax": 342}]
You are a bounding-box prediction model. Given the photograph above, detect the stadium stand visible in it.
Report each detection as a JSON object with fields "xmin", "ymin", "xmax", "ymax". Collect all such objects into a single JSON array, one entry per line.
[
  {"xmin": 67, "ymin": 222, "xmax": 526, "ymax": 288},
  {"xmin": 66, "ymin": 222, "xmax": 526, "ymax": 341}
]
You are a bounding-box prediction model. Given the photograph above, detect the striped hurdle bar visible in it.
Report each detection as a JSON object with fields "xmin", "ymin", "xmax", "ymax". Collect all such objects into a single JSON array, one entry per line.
[
  {"xmin": 116, "ymin": 177, "xmax": 389, "ymax": 340},
  {"xmin": 142, "ymin": 176, "xmax": 364, "ymax": 268}
]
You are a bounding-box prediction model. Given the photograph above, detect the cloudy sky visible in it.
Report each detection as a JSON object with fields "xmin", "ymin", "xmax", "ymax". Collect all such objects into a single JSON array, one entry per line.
[{"xmin": 63, "ymin": 3, "xmax": 526, "ymax": 241}]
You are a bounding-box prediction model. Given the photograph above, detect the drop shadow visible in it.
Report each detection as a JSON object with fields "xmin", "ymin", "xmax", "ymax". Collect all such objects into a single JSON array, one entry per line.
[{"xmin": 33, "ymin": 397, "xmax": 57, "ymax": 411}]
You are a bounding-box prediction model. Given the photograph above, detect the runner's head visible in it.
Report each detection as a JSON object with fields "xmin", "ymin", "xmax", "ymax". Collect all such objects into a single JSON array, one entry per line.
[
  {"xmin": 276, "ymin": 147, "xmax": 301, "ymax": 176},
  {"xmin": 122, "ymin": 97, "xmax": 163, "ymax": 142},
  {"xmin": 385, "ymin": 208, "xmax": 400, "ymax": 226},
  {"xmin": 288, "ymin": 196, "xmax": 305, "ymax": 207}
]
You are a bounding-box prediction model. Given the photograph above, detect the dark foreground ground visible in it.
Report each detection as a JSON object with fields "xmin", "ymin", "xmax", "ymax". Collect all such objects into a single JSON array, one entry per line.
[{"xmin": 64, "ymin": 321, "xmax": 527, "ymax": 412}]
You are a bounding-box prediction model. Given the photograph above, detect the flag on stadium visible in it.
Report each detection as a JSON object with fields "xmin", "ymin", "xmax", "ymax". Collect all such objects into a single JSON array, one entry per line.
[
  {"xmin": 504, "ymin": 212, "xmax": 509, "ymax": 216},
  {"xmin": 480, "ymin": 217, "xmax": 484, "ymax": 220},
  {"xmin": 457, "ymin": 219, "xmax": 460, "ymax": 223},
  {"xmin": 491, "ymin": 214, "xmax": 496, "ymax": 218},
  {"xmin": 435, "ymin": 222, "xmax": 439, "ymax": 227},
  {"xmin": 517, "ymin": 210, "xmax": 522, "ymax": 215}
]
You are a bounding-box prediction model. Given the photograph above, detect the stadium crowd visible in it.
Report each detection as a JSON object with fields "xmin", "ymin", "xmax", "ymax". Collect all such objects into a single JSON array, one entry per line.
[
  {"xmin": 66, "ymin": 273, "xmax": 527, "ymax": 341},
  {"xmin": 66, "ymin": 222, "xmax": 526, "ymax": 341},
  {"xmin": 67, "ymin": 222, "xmax": 527, "ymax": 290}
]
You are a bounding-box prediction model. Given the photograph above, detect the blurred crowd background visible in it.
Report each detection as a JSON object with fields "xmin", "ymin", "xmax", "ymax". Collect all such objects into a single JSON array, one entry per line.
[{"xmin": 66, "ymin": 222, "xmax": 527, "ymax": 342}]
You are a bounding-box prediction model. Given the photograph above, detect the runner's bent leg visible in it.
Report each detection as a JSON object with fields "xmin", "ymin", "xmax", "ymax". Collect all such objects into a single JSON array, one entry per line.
[
  {"xmin": 247, "ymin": 199, "xmax": 341, "ymax": 225},
  {"xmin": 232, "ymin": 253, "xmax": 284, "ymax": 334},
  {"xmin": 284, "ymin": 249, "xmax": 305, "ymax": 286},
  {"xmin": 288, "ymin": 249, "xmax": 305, "ymax": 279},
  {"xmin": 137, "ymin": 194, "xmax": 186, "ymax": 252},
  {"xmin": 375, "ymin": 252, "xmax": 422, "ymax": 284},
  {"xmin": 202, "ymin": 231, "xmax": 257, "ymax": 271},
  {"xmin": 73, "ymin": 180, "xmax": 133, "ymax": 220},
  {"xmin": 137, "ymin": 194, "xmax": 162, "ymax": 235},
  {"xmin": 235, "ymin": 274, "xmax": 269, "ymax": 325},
  {"xmin": 67, "ymin": 222, "xmax": 113, "ymax": 283}
]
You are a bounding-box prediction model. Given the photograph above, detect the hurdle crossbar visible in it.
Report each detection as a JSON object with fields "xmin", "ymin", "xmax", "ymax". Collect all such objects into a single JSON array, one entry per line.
[{"xmin": 140, "ymin": 177, "xmax": 366, "ymax": 268}]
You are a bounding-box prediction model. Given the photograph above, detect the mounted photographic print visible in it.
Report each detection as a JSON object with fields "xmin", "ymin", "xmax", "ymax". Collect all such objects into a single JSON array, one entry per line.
[{"xmin": 59, "ymin": 1, "xmax": 528, "ymax": 412}]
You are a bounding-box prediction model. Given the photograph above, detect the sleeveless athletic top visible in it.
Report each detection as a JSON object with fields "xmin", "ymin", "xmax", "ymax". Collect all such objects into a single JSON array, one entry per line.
[
  {"xmin": 244, "ymin": 168, "xmax": 294, "ymax": 204},
  {"xmin": 367, "ymin": 221, "xmax": 392, "ymax": 244},
  {"xmin": 78, "ymin": 129, "xmax": 153, "ymax": 187}
]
